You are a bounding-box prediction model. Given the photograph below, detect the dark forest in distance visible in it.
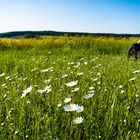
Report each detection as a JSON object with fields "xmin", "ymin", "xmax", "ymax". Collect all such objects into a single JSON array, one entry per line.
[{"xmin": 0, "ymin": 31, "xmax": 140, "ymax": 38}]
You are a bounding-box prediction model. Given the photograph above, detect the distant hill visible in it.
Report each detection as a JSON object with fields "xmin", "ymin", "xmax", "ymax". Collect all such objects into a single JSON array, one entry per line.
[{"xmin": 0, "ymin": 31, "xmax": 140, "ymax": 38}]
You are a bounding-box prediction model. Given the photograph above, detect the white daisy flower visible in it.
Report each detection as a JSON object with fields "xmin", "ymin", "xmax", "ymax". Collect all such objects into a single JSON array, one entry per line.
[
  {"xmin": 23, "ymin": 77, "xmax": 28, "ymax": 81},
  {"xmin": 5, "ymin": 76, "xmax": 10, "ymax": 80},
  {"xmin": 97, "ymin": 72, "xmax": 101, "ymax": 77},
  {"xmin": 2, "ymin": 84, "xmax": 6, "ymax": 87},
  {"xmin": 68, "ymin": 62, "xmax": 74, "ymax": 65},
  {"xmin": 73, "ymin": 117, "xmax": 84, "ymax": 124},
  {"xmin": 0, "ymin": 73, "xmax": 5, "ymax": 77},
  {"xmin": 119, "ymin": 85, "xmax": 123, "ymax": 89},
  {"xmin": 65, "ymin": 80, "xmax": 78, "ymax": 87},
  {"xmin": 63, "ymin": 104, "xmax": 79, "ymax": 112},
  {"xmin": 70, "ymin": 62, "xmax": 74, "ymax": 65},
  {"xmin": 38, "ymin": 85, "xmax": 51, "ymax": 94},
  {"xmin": 76, "ymin": 106, "xmax": 84, "ymax": 113},
  {"xmin": 71, "ymin": 87, "xmax": 79, "ymax": 92},
  {"xmin": 21, "ymin": 86, "xmax": 32, "ymax": 98},
  {"xmin": 77, "ymin": 72, "xmax": 84, "ymax": 76},
  {"xmin": 89, "ymin": 87, "xmax": 95, "ymax": 90},
  {"xmin": 120, "ymin": 90, "xmax": 125, "ymax": 94},
  {"xmin": 136, "ymin": 94, "xmax": 139, "ymax": 98},
  {"xmin": 73, "ymin": 62, "xmax": 80, "ymax": 68},
  {"xmin": 90, "ymin": 58, "xmax": 96, "ymax": 62},
  {"xmin": 41, "ymin": 67, "xmax": 53, "ymax": 73},
  {"xmin": 124, "ymin": 119, "xmax": 126, "ymax": 123},
  {"xmin": 129, "ymin": 77, "xmax": 136, "ymax": 82},
  {"xmin": 98, "ymin": 81, "xmax": 101, "ymax": 85},
  {"xmin": 57, "ymin": 104, "xmax": 62, "ymax": 107},
  {"xmin": 132, "ymin": 70, "xmax": 140, "ymax": 74},
  {"xmin": 84, "ymin": 93, "xmax": 94, "ymax": 99},
  {"xmin": 80, "ymin": 57, "xmax": 84, "ymax": 61},
  {"xmin": 91, "ymin": 78, "xmax": 98, "ymax": 82},
  {"xmin": 84, "ymin": 61, "xmax": 88, "ymax": 65},
  {"xmin": 44, "ymin": 79, "xmax": 51, "ymax": 84},
  {"xmin": 31, "ymin": 68, "xmax": 37, "ymax": 72},
  {"xmin": 64, "ymin": 97, "xmax": 71, "ymax": 103},
  {"xmin": 62, "ymin": 74, "xmax": 68, "ymax": 78}
]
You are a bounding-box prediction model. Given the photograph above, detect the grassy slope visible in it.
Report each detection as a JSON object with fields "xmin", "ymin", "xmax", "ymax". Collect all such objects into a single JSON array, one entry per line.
[{"xmin": 0, "ymin": 37, "xmax": 140, "ymax": 140}]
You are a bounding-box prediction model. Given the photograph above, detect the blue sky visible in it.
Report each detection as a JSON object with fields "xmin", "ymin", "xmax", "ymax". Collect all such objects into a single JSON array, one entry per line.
[{"xmin": 0, "ymin": 0, "xmax": 140, "ymax": 33}]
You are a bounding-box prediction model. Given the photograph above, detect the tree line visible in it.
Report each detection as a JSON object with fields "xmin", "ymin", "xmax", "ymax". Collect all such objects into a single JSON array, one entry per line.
[{"xmin": 0, "ymin": 31, "xmax": 140, "ymax": 38}]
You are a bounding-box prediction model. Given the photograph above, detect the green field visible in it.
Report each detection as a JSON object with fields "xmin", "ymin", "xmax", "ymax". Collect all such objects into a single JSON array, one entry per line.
[{"xmin": 0, "ymin": 36, "xmax": 140, "ymax": 140}]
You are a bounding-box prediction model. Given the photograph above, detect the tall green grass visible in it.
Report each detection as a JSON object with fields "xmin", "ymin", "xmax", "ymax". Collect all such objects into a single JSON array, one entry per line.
[{"xmin": 0, "ymin": 36, "xmax": 140, "ymax": 140}]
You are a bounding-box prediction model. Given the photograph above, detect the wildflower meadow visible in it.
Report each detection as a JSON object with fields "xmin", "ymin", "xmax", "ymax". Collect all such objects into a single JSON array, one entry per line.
[{"xmin": 0, "ymin": 36, "xmax": 140, "ymax": 139}]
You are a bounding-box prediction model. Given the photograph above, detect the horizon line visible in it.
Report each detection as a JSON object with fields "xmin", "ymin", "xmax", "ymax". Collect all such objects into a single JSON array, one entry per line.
[{"xmin": 0, "ymin": 30, "xmax": 140, "ymax": 35}]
